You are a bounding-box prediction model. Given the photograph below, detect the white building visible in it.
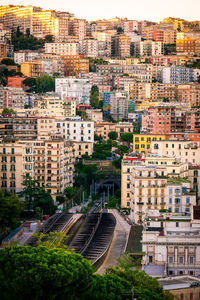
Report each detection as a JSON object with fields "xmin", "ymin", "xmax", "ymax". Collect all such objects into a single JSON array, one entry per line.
[
  {"xmin": 14, "ymin": 50, "xmax": 40, "ymax": 65},
  {"xmin": 45, "ymin": 42, "xmax": 79, "ymax": 56},
  {"xmin": 110, "ymin": 91, "xmax": 128, "ymax": 121},
  {"xmin": 55, "ymin": 78, "xmax": 92, "ymax": 104},
  {"xmin": 142, "ymin": 213, "xmax": 200, "ymax": 277},
  {"xmin": 79, "ymin": 39, "xmax": 99, "ymax": 58},
  {"xmin": 134, "ymin": 40, "xmax": 164, "ymax": 57},
  {"xmin": 161, "ymin": 67, "xmax": 194, "ymax": 85}
]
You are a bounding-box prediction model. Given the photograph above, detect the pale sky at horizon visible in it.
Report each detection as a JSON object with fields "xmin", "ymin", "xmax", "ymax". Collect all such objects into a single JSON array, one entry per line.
[{"xmin": 1, "ymin": 0, "xmax": 200, "ymax": 22}]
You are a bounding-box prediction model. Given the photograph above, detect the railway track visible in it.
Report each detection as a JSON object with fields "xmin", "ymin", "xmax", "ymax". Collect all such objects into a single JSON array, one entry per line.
[
  {"xmin": 68, "ymin": 212, "xmax": 116, "ymax": 264},
  {"xmin": 26, "ymin": 213, "xmax": 73, "ymax": 247}
]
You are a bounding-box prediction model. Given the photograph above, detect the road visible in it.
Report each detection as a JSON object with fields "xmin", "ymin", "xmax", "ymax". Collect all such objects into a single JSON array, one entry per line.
[{"xmin": 97, "ymin": 209, "xmax": 131, "ymax": 274}]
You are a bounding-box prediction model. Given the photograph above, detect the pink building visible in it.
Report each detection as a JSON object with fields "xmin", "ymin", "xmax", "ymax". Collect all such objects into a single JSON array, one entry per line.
[
  {"xmin": 98, "ymin": 85, "xmax": 111, "ymax": 99},
  {"xmin": 145, "ymin": 106, "xmax": 173, "ymax": 134}
]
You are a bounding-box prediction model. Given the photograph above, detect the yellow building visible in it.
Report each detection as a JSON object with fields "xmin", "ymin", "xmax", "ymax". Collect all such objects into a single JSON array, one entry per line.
[
  {"xmin": 133, "ymin": 134, "xmax": 168, "ymax": 154},
  {"xmin": 21, "ymin": 61, "xmax": 42, "ymax": 78}
]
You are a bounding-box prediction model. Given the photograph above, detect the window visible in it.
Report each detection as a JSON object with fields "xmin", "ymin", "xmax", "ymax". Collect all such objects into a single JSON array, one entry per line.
[
  {"xmin": 149, "ymin": 256, "xmax": 153, "ymax": 263},
  {"xmin": 10, "ymin": 156, "xmax": 15, "ymax": 163},
  {"xmin": 176, "ymin": 222, "xmax": 179, "ymax": 227},
  {"xmin": 189, "ymin": 256, "xmax": 194, "ymax": 264},
  {"xmin": 2, "ymin": 156, "xmax": 7, "ymax": 162},
  {"xmin": 169, "ymin": 188, "xmax": 172, "ymax": 194},
  {"xmin": 11, "ymin": 148, "xmax": 15, "ymax": 154},
  {"xmin": 179, "ymin": 256, "xmax": 184, "ymax": 264},
  {"xmin": 169, "ymin": 197, "xmax": 172, "ymax": 204},
  {"xmin": 186, "ymin": 198, "xmax": 190, "ymax": 204},
  {"xmin": 3, "ymin": 148, "xmax": 6, "ymax": 154},
  {"xmin": 127, "ymin": 183, "xmax": 130, "ymax": 189},
  {"xmin": 169, "ymin": 256, "xmax": 173, "ymax": 264},
  {"xmin": 172, "ymin": 144, "xmax": 174, "ymax": 148},
  {"xmin": 2, "ymin": 165, "xmax": 7, "ymax": 171}
]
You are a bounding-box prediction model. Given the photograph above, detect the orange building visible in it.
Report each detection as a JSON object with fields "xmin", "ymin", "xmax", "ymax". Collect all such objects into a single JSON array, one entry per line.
[
  {"xmin": 61, "ymin": 55, "xmax": 89, "ymax": 77},
  {"xmin": 7, "ymin": 76, "xmax": 27, "ymax": 89}
]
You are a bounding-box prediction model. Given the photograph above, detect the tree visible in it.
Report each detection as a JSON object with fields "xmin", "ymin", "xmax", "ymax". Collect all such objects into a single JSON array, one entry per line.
[
  {"xmin": 19, "ymin": 176, "xmax": 56, "ymax": 215},
  {"xmin": 2, "ymin": 108, "xmax": 15, "ymax": 115},
  {"xmin": 11, "ymin": 28, "xmax": 45, "ymax": 51},
  {"xmin": 0, "ymin": 246, "xmax": 94, "ymax": 300},
  {"xmin": 1, "ymin": 58, "xmax": 16, "ymax": 66},
  {"xmin": 34, "ymin": 75, "xmax": 55, "ymax": 93},
  {"xmin": 0, "ymin": 190, "xmax": 23, "ymax": 233},
  {"xmin": 90, "ymin": 85, "xmax": 99, "ymax": 108},
  {"xmin": 115, "ymin": 27, "xmax": 124, "ymax": 34},
  {"xmin": 106, "ymin": 255, "xmax": 172, "ymax": 300},
  {"xmin": 108, "ymin": 131, "xmax": 118, "ymax": 140},
  {"xmin": 120, "ymin": 132, "xmax": 133, "ymax": 144},
  {"xmin": 45, "ymin": 35, "xmax": 54, "ymax": 42},
  {"xmin": 22, "ymin": 77, "xmax": 36, "ymax": 92},
  {"xmin": 22, "ymin": 76, "xmax": 55, "ymax": 93}
]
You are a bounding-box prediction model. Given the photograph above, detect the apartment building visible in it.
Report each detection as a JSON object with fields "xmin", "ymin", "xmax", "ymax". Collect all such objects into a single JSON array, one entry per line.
[
  {"xmin": 71, "ymin": 18, "xmax": 87, "ymax": 41},
  {"xmin": 132, "ymin": 134, "xmax": 168, "ymax": 154},
  {"xmin": 0, "ymin": 116, "xmax": 57, "ymax": 141},
  {"xmin": 142, "ymin": 214, "xmax": 200, "ymax": 277},
  {"xmin": 45, "ymin": 42, "xmax": 79, "ymax": 56},
  {"xmin": 21, "ymin": 61, "xmax": 42, "ymax": 78},
  {"xmin": 79, "ymin": 39, "xmax": 99, "ymax": 58},
  {"xmin": 151, "ymin": 140, "xmax": 200, "ymax": 165},
  {"xmin": 134, "ymin": 40, "xmax": 164, "ymax": 57},
  {"xmin": 96, "ymin": 64, "xmax": 124, "ymax": 75},
  {"xmin": 55, "ymin": 119, "xmax": 94, "ymax": 157},
  {"xmin": 121, "ymin": 153, "xmax": 195, "ymax": 223},
  {"xmin": 0, "ymin": 138, "xmax": 74, "ymax": 200},
  {"xmin": 34, "ymin": 95, "xmax": 65, "ymax": 118},
  {"xmin": 161, "ymin": 67, "xmax": 194, "ymax": 85},
  {"xmin": 55, "ymin": 78, "xmax": 91, "ymax": 104},
  {"xmin": 124, "ymin": 82, "xmax": 176, "ymax": 101},
  {"xmin": 55, "ymin": 119, "xmax": 94, "ymax": 142},
  {"xmin": 7, "ymin": 76, "xmax": 26, "ymax": 89},
  {"xmin": 111, "ymin": 34, "xmax": 131, "ymax": 57},
  {"xmin": 0, "ymin": 87, "xmax": 26, "ymax": 109},
  {"xmin": 94, "ymin": 122, "xmax": 116, "ymax": 140},
  {"xmin": 176, "ymin": 38, "xmax": 200, "ymax": 55},
  {"xmin": 177, "ymin": 83, "xmax": 200, "ymax": 107},
  {"xmin": 14, "ymin": 50, "xmax": 40, "ymax": 65},
  {"xmin": 61, "ymin": 55, "xmax": 89, "ymax": 76},
  {"xmin": 153, "ymin": 30, "xmax": 177, "ymax": 44},
  {"xmin": 86, "ymin": 109, "xmax": 103, "ymax": 122},
  {"xmin": 110, "ymin": 91, "xmax": 128, "ymax": 121}
]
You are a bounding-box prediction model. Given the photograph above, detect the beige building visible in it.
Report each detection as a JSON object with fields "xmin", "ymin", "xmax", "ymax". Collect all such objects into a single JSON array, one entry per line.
[
  {"xmin": 0, "ymin": 138, "xmax": 74, "ymax": 200},
  {"xmin": 94, "ymin": 122, "xmax": 133, "ymax": 140},
  {"xmin": 45, "ymin": 42, "xmax": 79, "ymax": 56},
  {"xmin": 151, "ymin": 140, "xmax": 200, "ymax": 166},
  {"xmin": 177, "ymin": 83, "xmax": 200, "ymax": 107},
  {"xmin": 121, "ymin": 153, "xmax": 196, "ymax": 223},
  {"xmin": 86, "ymin": 109, "xmax": 103, "ymax": 122}
]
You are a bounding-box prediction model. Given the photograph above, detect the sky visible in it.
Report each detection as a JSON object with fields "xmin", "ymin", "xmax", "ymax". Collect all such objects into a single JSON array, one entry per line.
[{"xmin": 1, "ymin": 0, "xmax": 200, "ymax": 22}]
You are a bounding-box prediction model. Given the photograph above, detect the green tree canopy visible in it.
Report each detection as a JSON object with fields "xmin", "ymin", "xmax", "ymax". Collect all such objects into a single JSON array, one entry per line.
[
  {"xmin": 2, "ymin": 108, "xmax": 15, "ymax": 115},
  {"xmin": 1, "ymin": 58, "xmax": 16, "ymax": 66},
  {"xmin": 0, "ymin": 246, "xmax": 94, "ymax": 300},
  {"xmin": 120, "ymin": 132, "xmax": 133, "ymax": 144},
  {"xmin": 108, "ymin": 131, "xmax": 118, "ymax": 140},
  {"xmin": 19, "ymin": 176, "xmax": 56, "ymax": 215},
  {"xmin": 11, "ymin": 27, "xmax": 45, "ymax": 51},
  {"xmin": 22, "ymin": 75, "xmax": 55, "ymax": 93},
  {"xmin": 90, "ymin": 85, "xmax": 99, "ymax": 108},
  {"xmin": 0, "ymin": 190, "xmax": 23, "ymax": 233}
]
